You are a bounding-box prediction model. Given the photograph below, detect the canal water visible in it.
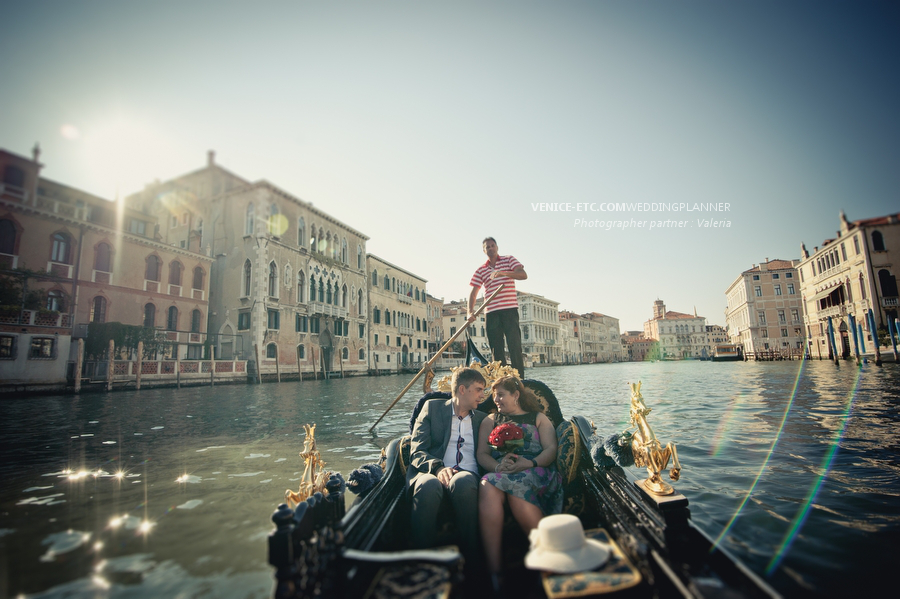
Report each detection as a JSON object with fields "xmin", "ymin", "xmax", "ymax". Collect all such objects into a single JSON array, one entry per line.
[{"xmin": 1, "ymin": 360, "xmax": 898, "ymax": 597}]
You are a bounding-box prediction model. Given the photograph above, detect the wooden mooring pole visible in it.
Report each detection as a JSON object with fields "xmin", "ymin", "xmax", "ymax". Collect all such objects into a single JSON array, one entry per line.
[
  {"xmin": 136, "ymin": 341, "xmax": 143, "ymax": 390},
  {"xmin": 106, "ymin": 339, "xmax": 114, "ymax": 391},
  {"xmin": 74, "ymin": 338, "xmax": 83, "ymax": 393}
]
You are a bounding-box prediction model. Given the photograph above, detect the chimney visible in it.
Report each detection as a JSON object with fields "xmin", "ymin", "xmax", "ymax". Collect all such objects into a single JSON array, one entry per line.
[
  {"xmin": 208, "ymin": 150, "xmax": 215, "ymax": 167},
  {"xmin": 32, "ymin": 142, "xmax": 41, "ymax": 163}
]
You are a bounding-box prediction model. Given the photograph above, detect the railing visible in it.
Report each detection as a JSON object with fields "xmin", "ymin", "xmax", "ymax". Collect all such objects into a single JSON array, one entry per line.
[
  {"xmin": 0, "ymin": 182, "xmax": 29, "ymax": 202},
  {"xmin": 397, "ymin": 294, "xmax": 412, "ymax": 305},
  {"xmin": 813, "ymin": 264, "xmax": 848, "ymax": 283},
  {"xmin": 0, "ymin": 309, "xmax": 72, "ymax": 328},
  {"xmin": 883, "ymin": 297, "xmax": 899, "ymax": 308},
  {"xmin": 819, "ymin": 305, "xmax": 847, "ymax": 319},
  {"xmin": 308, "ymin": 301, "xmax": 348, "ymax": 318},
  {"xmin": 76, "ymin": 359, "xmax": 248, "ymax": 383}
]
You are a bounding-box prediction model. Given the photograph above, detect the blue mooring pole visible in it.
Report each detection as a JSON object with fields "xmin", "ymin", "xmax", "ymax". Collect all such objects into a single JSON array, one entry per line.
[
  {"xmin": 868, "ymin": 308, "xmax": 882, "ymax": 365},
  {"xmin": 888, "ymin": 315, "xmax": 899, "ymax": 363},
  {"xmin": 849, "ymin": 314, "xmax": 860, "ymax": 365},
  {"xmin": 827, "ymin": 317, "xmax": 839, "ymax": 365}
]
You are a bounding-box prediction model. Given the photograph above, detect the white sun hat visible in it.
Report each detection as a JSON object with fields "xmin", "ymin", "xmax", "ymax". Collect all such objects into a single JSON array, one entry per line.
[{"xmin": 524, "ymin": 514, "xmax": 610, "ymax": 573}]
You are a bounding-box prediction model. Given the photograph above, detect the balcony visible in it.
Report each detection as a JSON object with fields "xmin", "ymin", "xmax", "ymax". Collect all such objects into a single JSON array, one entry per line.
[
  {"xmin": 0, "ymin": 309, "xmax": 72, "ymax": 328},
  {"xmin": 0, "ymin": 182, "xmax": 29, "ymax": 202},
  {"xmin": 819, "ymin": 305, "xmax": 847, "ymax": 320},
  {"xmin": 397, "ymin": 293, "xmax": 412, "ymax": 305},
  {"xmin": 309, "ymin": 301, "xmax": 348, "ymax": 319},
  {"xmin": 46, "ymin": 261, "xmax": 74, "ymax": 279},
  {"xmin": 883, "ymin": 297, "xmax": 899, "ymax": 308}
]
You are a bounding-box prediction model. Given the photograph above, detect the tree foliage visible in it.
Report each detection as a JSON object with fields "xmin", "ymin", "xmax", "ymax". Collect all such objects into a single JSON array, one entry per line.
[{"xmin": 85, "ymin": 322, "xmax": 169, "ymax": 359}]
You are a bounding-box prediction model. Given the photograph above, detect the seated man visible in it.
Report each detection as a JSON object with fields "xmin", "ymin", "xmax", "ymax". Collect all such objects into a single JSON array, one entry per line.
[{"xmin": 408, "ymin": 367, "xmax": 488, "ymax": 562}]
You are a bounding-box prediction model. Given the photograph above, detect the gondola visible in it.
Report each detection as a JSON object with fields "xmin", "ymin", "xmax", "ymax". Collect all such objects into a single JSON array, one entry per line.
[{"xmin": 267, "ymin": 371, "xmax": 780, "ymax": 599}]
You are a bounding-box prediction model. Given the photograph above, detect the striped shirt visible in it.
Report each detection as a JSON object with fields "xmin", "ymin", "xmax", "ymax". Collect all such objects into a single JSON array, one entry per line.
[{"xmin": 470, "ymin": 255, "xmax": 524, "ymax": 313}]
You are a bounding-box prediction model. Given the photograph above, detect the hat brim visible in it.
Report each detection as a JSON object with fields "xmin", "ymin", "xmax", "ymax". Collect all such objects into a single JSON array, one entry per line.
[{"xmin": 524, "ymin": 538, "xmax": 610, "ymax": 573}]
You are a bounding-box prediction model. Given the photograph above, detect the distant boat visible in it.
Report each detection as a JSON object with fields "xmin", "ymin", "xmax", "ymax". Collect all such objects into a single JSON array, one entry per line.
[{"xmin": 713, "ymin": 343, "xmax": 743, "ymax": 361}]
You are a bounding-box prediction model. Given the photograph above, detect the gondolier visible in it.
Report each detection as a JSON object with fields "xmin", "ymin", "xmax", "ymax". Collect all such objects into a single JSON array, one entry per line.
[{"xmin": 468, "ymin": 237, "xmax": 527, "ymax": 376}]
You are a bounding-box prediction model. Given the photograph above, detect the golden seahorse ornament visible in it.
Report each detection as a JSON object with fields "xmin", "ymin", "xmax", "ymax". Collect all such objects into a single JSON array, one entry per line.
[
  {"xmin": 629, "ymin": 381, "xmax": 682, "ymax": 495},
  {"xmin": 284, "ymin": 423, "xmax": 332, "ymax": 508}
]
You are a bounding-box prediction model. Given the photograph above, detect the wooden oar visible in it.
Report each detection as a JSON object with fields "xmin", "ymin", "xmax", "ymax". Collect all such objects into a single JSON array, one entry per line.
[{"xmin": 368, "ymin": 284, "xmax": 505, "ymax": 432}]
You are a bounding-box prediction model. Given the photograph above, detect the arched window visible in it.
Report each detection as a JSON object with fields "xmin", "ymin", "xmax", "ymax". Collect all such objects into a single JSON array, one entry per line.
[
  {"xmin": 384, "ymin": 274, "xmax": 390, "ymax": 289},
  {"xmin": 357, "ymin": 289, "xmax": 363, "ymax": 315},
  {"xmin": 318, "ymin": 280, "xmax": 324, "ymax": 303},
  {"xmin": 342, "ymin": 347, "xmax": 349, "ymax": 360},
  {"xmin": 191, "ymin": 309, "xmax": 202, "ymax": 333},
  {"xmin": 268, "ymin": 261, "xmax": 278, "ymax": 297},
  {"xmin": 94, "ymin": 242, "xmax": 111, "ymax": 272},
  {"xmin": 326, "ymin": 281, "xmax": 333, "ymax": 304},
  {"xmin": 243, "ymin": 260, "xmax": 252, "ymax": 296},
  {"xmin": 267, "ymin": 204, "xmax": 280, "ymax": 236},
  {"xmin": 297, "ymin": 271, "xmax": 305, "ymax": 303},
  {"xmin": 46, "ymin": 289, "xmax": 66, "ymax": 312},
  {"xmin": 341, "ymin": 238, "xmax": 348, "ymax": 264},
  {"xmin": 879, "ymin": 269, "xmax": 898, "ymax": 297},
  {"xmin": 298, "ymin": 217, "xmax": 305, "ymax": 247},
  {"xmin": 0, "ymin": 219, "xmax": 16, "ymax": 254},
  {"xmin": 372, "ymin": 269, "xmax": 378, "ymax": 287},
  {"xmin": 386, "ymin": 310, "xmax": 391, "ymax": 326},
  {"xmin": 357, "ymin": 245, "xmax": 363, "ymax": 269},
  {"xmin": 146, "ymin": 255, "xmax": 161, "ymax": 281},
  {"xmin": 144, "ymin": 303, "xmax": 156, "ymax": 328},
  {"xmin": 245, "ymin": 203, "xmax": 255, "ymax": 235},
  {"xmin": 192, "ymin": 266, "xmax": 204, "ymax": 290},
  {"xmin": 3, "ymin": 165, "xmax": 25, "ymax": 188},
  {"xmin": 415, "ymin": 288, "xmax": 420, "ymax": 301},
  {"xmin": 342, "ymin": 285, "xmax": 348, "ymax": 308},
  {"xmin": 392, "ymin": 277, "xmax": 396, "ymax": 292},
  {"xmin": 359, "ymin": 348, "xmax": 365, "ymax": 360},
  {"xmin": 309, "ymin": 275, "xmax": 316, "ymax": 302},
  {"xmin": 90, "ymin": 296, "xmax": 107, "ymax": 323},
  {"xmin": 169, "ymin": 261, "xmax": 183, "ymax": 286},
  {"xmin": 167, "ymin": 306, "xmax": 178, "ymax": 330},
  {"xmin": 310, "ymin": 231, "xmax": 317, "ymax": 253},
  {"xmin": 297, "ymin": 344, "xmax": 306, "ymax": 359},
  {"xmin": 859, "ymin": 274, "xmax": 867, "ymax": 300},
  {"xmin": 51, "ymin": 232, "xmax": 71, "ymax": 264},
  {"xmin": 872, "ymin": 231, "xmax": 885, "ymax": 252},
  {"xmin": 266, "ymin": 343, "xmax": 277, "ymax": 358}
]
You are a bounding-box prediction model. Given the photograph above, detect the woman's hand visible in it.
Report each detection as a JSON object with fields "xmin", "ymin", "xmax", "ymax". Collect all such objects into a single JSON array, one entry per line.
[
  {"xmin": 497, "ymin": 454, "xmax": 531, "ymax": 473},
  {"xmin": 496, "ymin": 453, "xmax": 517, "ymax": 473}
]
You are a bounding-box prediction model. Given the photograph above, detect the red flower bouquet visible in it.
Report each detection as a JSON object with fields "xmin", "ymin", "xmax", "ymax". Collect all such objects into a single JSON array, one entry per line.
[{"xmin": 488, "ymin": 423, "xmax": 525, "ymax": 453}]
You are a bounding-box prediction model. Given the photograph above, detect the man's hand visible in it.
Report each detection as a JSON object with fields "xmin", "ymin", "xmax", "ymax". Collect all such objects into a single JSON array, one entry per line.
[
  {"xmin": 489, "ymin": 270, "xmax": 507, "ymax": 280},
  {"xmin": 437, "ymin": 466, "xmax": 455, "ymax": 487},
  {"xmin": 466, "ymin": 312, "xmax": 477, "ymax": 324}
]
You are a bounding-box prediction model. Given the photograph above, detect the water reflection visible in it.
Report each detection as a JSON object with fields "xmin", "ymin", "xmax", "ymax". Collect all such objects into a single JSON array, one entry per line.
[{"xmin": 0, "ymin": 363, "xmax": 898, "ymax": 597}]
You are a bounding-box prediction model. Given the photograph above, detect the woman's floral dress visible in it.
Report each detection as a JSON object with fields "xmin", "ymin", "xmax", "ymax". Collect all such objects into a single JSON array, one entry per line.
[{"xmin": 481, "ymin": 412, "xmax": 563, "ymax": 515}]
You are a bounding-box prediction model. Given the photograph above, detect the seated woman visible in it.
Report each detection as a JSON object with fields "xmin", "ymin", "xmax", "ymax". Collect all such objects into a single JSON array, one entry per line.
[{"xmin": 477, "ymin": 376, "xmax": 563, "ymax": 585}]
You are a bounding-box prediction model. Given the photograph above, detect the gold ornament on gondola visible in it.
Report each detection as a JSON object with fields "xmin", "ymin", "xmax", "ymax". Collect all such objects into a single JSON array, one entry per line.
[
  {"xmin": 628, "ymin": 381, "xmax": 682, "ymax": 496},
  {"xmin": 285, "ymin": 424, "xmax": 335, "ymax": 508}
]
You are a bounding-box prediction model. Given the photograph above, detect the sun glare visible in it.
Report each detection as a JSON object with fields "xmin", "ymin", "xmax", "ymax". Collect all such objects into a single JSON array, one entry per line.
[{"xmin": 80, "ymin": 115, "xmax": 176, "ymax": 200}]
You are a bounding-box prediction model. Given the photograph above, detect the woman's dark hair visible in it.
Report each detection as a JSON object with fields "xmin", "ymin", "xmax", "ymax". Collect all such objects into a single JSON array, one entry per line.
[{"xmin": 491, "ymin": 376, "xmax": 542, "ymax": 414}]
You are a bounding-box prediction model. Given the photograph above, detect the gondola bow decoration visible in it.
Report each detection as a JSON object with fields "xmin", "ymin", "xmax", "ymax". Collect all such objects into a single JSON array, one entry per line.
[{"xmin": 628, "ymin": 381, "xmax": 682, "ymax": 495}]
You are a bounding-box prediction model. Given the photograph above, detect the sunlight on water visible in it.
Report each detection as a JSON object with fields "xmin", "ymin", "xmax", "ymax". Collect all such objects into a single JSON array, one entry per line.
[{"xmin": 0, "ymin": 363, "xmax": 896, "ymax": 597}]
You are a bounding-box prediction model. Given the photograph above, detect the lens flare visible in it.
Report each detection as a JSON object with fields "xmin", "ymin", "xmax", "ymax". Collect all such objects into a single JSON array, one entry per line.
[
  {"xmin": 765, "ymin": 365, "xmax": 860, "ymax": 574},
  {"xmin": 711, "ymin": 359, "xmax": 807, "ymax": 550}
]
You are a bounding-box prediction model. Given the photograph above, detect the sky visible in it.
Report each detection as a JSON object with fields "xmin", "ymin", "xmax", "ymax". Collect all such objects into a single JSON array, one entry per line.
[{"xmin": 2, "ymin": 1, "xmax": 898, "ymax": 331}]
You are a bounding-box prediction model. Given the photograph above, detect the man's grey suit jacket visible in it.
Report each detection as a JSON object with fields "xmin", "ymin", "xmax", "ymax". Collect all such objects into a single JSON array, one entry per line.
[{"xmin": 407, "ymin": 398, "xmax": 488, "ymax": 483}]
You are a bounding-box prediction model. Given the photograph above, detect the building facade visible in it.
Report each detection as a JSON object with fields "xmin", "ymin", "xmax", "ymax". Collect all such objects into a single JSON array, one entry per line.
[
  {"xmin": 1, "ymin": 147, "xmax": 212, "ymax": 389},
  {"xmin": 797, "ymin": 211, "xmax": 899, "ymax": 359},
  {"xmin": 425, "ymin": 293, "xmax": 444, "ymax": 356},
  {"xmin": 643, "ymin": 300, "xmax": 709, "ymax": 359},
  {"xmin": 367, "ymin": 254, "xmax": 428, "ymax": 372},
  {"xmin": 126, "ymin": 152, "xmax": 368, "ymax": 378},
  {"xmin": 724, "ymin": 259, "xmax": 804, "ymax": 358},
  {"xmin": 517, "ymin": 291, "xmax": 562, "ymax": 365}
]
